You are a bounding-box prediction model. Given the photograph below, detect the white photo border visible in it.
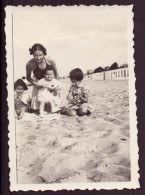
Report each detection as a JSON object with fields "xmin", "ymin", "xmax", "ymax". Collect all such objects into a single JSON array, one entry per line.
[{"xmin": 5, "ymin": 5, "xmax": 140, "ymax": 191}]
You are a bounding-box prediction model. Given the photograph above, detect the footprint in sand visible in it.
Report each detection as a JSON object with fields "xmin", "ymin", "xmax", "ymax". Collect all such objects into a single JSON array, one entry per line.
[
  {"xmin": 115, "ymin": 167, "xmax": 131, "ymax": 181},
  {"xmin": 120, "ymin": 124, "xmax": 130, "ymax": 137},
  {"xmin": 25, "ymin": 141, "xmax": 37, "ymax": 147},
  {"xmin": 121, "ymin": 130, "xmax": 130, "ymax": 137},
  {"xmin": 27, "ymin": 135, "xmax": 36, "ymax": 141},
  {"xmin": 96, "ymin": 140, "xmax": 119, "ymax": 155},
  {"xmin": 120, "ymin": 124, "xmax": 129, "ymax": 131},
  {"xmin": 86, "ymin": 169, "xmax": 103, "ymax": 182},
  {"xmin": 99, "ymin": 130, "xmax": 112, "ymax": 138},
  {"xmin": 28, "ymin": 158, "xmax": 44, "ymax": 178},
  {"xmin": 85, "ymin": 158, "xmax": 103, "ymax": 170},
  {"xmin": 113, "ymin": 119, "xmax": 124, "ymax": 125},
  {"xmin": 104, "ymin": 117, "xmax": 115, "ymax": 122},
  {"xmin": 114, "ymin": 157, "xmax": 130, "ymax": 168},
  {"xmin": 105, "ymin": 143, "xmax": 119, "ymax": 154}
]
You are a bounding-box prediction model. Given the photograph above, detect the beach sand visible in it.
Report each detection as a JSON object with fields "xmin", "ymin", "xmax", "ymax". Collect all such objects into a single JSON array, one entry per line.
[{"xmin": 16, "ymin": 80, "xmax": 130, "ymax": 184}]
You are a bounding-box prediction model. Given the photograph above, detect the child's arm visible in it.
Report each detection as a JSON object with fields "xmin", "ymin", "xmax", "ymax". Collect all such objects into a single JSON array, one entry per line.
[
  {"xmin": 67, "ymin": 86, "xmax": 76, "ymax": 104},
  {"xmin": 79, "ymin": 86, "xmax": 89, "ymax": 103},
  {"xmin": 79, "ymin": 93, "xmax": 89, "ymax": 103},
  {"xmin": 67, "ymin": 92, "xmax": 76, "ymax": 104},
  {"xmin": 55, "ymin": 89, "xmax": 60, "ymax": 97}
]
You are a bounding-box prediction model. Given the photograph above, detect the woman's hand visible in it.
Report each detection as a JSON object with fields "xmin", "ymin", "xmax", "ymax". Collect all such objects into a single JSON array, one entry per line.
[
  {"xmin": 33, "ymin": 81, "xmax": 41, "ymax": 88},
  {"xmin": 53, "ymin": 88, "xmax": 59, "ymax": 96},
  {"xmin": 48, "ymin": 87, "xmax": 55, "ymax": 93}
]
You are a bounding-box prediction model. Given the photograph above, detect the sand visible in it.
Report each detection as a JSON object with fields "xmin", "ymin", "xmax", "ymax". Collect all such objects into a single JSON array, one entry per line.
[{"xmin": 16, "ymin": 80, "xmax": 130, "ymax": 184}]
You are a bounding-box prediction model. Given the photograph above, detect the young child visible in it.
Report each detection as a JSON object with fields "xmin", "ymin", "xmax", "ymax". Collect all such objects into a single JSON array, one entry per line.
[
  {"xmin": 61, "ymin": 68, "xmax": 92, "ymax": 116},
  {"xmin": 14, "ymin": 79, "xmax": 31, "ymax": 119},
  {"xmin": 37, "ymin": 67, "xmax": 62, "ymax": 117}
]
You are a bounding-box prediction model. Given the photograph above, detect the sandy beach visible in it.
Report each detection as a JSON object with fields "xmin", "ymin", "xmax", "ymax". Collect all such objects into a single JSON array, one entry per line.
[{"xmin": 16, "ymin": 80, "xmax": 130, "ymax": 184}]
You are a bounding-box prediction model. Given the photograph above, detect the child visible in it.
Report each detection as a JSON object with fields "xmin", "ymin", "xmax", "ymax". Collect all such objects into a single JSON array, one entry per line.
[
  {"xmin": 37, "ymin": 67, "xmax": 62, "ymax": 117},
  {"xmin": 14, "ymin": 79, "xmax": 31, "ymax": 119},
  {"xmin": 61, "ymin": 68, "xmax": 92, "ymax": 116}
]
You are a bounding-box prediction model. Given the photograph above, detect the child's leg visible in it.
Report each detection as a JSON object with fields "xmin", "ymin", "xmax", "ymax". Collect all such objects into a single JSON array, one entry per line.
[
  {"xmin": 15, "ymin": 110, "xmax": 20, "ymax": 118},
  {"xmin": 18, "ymin": 107, "xmax": 27, "ymax": 119},
  {"xmin": 49, "ymin": 99, "xmax": 61, "ymax": 113},
  {"xmin": 63, "ymin": 109, "xmax": 77, "ymax": 116},
  {"xmin": 77, "ymin": 108, "xmax": 88, "ymax": 116},
  {"xmin": 50, "ymin": 100, "xmax": 58, "ymax": 113},
  {"xmin": 39, "ymin": 101, "xmax": 46, "ymax": 116}
]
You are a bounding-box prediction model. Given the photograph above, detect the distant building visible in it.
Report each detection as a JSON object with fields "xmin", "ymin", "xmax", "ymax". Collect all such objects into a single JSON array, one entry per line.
[
  {"xmin": 84, "ymin": 68, "xmax": 129, "ymax": 81},
  {"xmin": 87, "ymin": 69, "xmax": 94, "ymax": 75},
  {"xmin": 104, "ymin": 66, "xmax": 110, "ymax": 71}
]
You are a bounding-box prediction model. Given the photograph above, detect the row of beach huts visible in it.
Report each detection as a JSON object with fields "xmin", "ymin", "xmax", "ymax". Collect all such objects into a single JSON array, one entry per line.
[{"xmin": 83, "ymin": 68, "xmax": 129, "ymax": 81}]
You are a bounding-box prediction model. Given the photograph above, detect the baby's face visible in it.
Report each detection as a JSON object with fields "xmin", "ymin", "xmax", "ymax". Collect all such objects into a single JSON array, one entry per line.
[
  {"xmin": 45, "ymin": 70, "xmax": 54, "ymax": 81},
  {"xmin": 15, "ymin": 86, "xmax": 24, "ymax": 96}
]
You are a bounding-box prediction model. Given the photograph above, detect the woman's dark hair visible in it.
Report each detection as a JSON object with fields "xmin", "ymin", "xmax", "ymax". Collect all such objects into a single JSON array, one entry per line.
[
  {"xmin": 29, "ymin": 44, "xmax": 47, "ymax": 55},
  {"xmin": 69, "ymin": 68, "xmax": 84, "ymax": 81},
  {"xmin": 14, "ymin": 79, "xmax": 28, "ymax": 90}
]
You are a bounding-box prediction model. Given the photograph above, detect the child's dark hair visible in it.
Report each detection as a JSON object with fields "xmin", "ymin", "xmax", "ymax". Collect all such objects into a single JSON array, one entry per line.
[
  {"xmin": 69, "ymin": 68, "xmax": 84, "ymax": 81},
  {"xmin": 44, "ymin": 66, "xmax": 56, "ymax": 76},
  {"xmin": 29, "ymin": 43, "xmax": 47, "ymax": 55},
  {"xmin": 14, "ymin": 79, "xmax": 28, "ymax": 90}
]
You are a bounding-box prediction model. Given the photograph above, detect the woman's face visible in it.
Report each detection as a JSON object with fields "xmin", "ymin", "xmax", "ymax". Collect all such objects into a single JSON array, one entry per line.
[{"xmin": 33, "ymin": 50, "xmax": 44, "ymax": 63}]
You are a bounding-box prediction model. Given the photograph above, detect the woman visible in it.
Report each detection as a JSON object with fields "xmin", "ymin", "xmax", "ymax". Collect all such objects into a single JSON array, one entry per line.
[{"xmin": 26, "ymin": 43, "xmax": 59, "ymax": 112}]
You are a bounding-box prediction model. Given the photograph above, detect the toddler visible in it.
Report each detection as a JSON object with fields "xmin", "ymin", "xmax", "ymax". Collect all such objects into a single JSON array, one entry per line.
[
  {"xmin": 61, "ymin": 68, "xmax": 92, "ymax": 116},
  {"xmin": 37, "ymin": 67, "xmax": 62, "ymax": 116},
  {"xmin": 14, "ymin": 79, "xmax": 31, "ymax": 119}
]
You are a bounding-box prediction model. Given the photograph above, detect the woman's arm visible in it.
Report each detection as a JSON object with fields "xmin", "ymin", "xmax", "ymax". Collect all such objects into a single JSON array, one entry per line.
[
  {"xmin": 51, "ymin": 60, "xmax": 59, "ymax": 79},
  {"xmin": 26, "ymin": 61, "xmax": 34, "ymax": 84},
  {"xmin": 26, "ymin": 61, "xmax": 39, "ymax": 87}
]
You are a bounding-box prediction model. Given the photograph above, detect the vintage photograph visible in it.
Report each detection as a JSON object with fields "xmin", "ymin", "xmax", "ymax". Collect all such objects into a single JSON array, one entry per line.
[{"xmin": 5, "ymin": 5, "xmax": 139, "ymax": 191}]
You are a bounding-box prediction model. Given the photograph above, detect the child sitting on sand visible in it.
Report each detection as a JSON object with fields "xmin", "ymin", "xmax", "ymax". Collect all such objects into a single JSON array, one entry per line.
[
  {"xmin": 61, "ymin": 68, "xmax": 92, "ymax": 116},
  {"xmin": 14, "ymin": 79, "xmax": 31, "ymax": 120},
  {"xmin": 37, "ymin": 67, "xmax": 62, "ymax": 117}
]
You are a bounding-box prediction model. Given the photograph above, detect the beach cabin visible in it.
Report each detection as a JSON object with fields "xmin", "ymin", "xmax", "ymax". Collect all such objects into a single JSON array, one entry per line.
[
  {"xmin": 86, "ymin": 68, "xmax": 129, "ymax": 81},
  {"xmin": 107, "ymin": 68, "xmax": 129, "ymax": 80},
  {"xmin": 91, "ymin": 72, "xmax": 104, "ymax": 80}
]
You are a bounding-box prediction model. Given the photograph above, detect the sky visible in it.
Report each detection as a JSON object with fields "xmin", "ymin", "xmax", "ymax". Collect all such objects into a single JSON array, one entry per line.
[{"xmin": 11, "ymin": 6, "xmax": 132, "ymax": 79}]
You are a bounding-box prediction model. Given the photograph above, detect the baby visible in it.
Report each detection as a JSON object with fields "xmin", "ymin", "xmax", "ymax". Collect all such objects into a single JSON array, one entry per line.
[
  {"xmin": 14, "ymin": 79, "xmax": 31, "ymax": 119},
  {"xmin": 37, "ymin": 67, "xmax": 62, "ymax": 117}
]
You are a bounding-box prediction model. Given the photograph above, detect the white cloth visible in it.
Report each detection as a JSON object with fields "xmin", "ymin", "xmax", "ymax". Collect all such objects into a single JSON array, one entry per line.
[
  {"xmin": 21, "ymin": 93, "xmax": 30, "ymax": 105},
  {"xmin": 37, "ymin": 78, "xmax": 62, "ymax": 105}
]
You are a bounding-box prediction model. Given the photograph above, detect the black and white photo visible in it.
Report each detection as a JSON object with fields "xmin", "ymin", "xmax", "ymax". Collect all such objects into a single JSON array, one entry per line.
[{"xmin": 5, "ymin": 5, "xmax": 139, "ymax": 191}]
